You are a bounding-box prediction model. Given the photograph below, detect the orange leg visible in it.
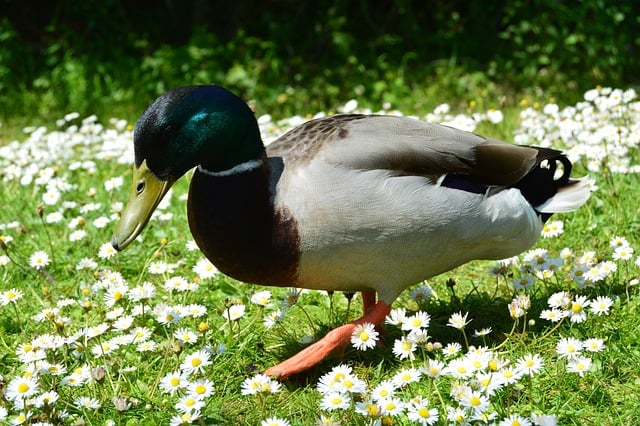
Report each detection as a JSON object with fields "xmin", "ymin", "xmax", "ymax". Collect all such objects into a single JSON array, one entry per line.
[
  {"xmin": 362, "ymin": 290, "xmax": 376, "ymax": 314},
  {"xmin": 264, "ymin": 300, "xmax": 392, "ymax": 379}
]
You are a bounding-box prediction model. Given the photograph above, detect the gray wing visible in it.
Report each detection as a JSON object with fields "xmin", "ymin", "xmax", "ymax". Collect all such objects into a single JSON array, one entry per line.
[{"xmin": 267, "ymin": 114, "xmax": 545, "ymax": 186}]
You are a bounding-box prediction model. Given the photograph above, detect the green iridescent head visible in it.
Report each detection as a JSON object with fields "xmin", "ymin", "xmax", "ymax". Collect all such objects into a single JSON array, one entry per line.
[{"xmin": 112, "ymin": 85, "xmax": 264, "ymax": 250}]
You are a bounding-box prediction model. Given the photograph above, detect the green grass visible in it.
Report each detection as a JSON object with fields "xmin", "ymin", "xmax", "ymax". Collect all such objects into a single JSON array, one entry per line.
[{"xmin": 0, "ymin": 86, "xmax": 639, "ymax": 425}]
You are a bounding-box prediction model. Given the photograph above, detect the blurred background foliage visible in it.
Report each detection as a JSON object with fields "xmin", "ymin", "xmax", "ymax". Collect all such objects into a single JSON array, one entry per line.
[{"xmin": 1, "ymin": 0, "xmax": 639, "ymax": 122}]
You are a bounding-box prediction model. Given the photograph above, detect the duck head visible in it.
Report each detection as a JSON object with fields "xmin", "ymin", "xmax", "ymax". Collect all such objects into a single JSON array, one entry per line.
[{"xmin": 112, "ymin": 85, "xmax": 264, "ymax": 250}]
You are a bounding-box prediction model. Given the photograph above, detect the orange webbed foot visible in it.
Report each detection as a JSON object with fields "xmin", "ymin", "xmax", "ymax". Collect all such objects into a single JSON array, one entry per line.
[{"xmin": 264, "ymin": 299, "xmax": 391, "ymax": 380}]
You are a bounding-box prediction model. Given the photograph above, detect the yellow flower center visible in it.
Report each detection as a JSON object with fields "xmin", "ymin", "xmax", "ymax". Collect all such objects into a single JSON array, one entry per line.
[
  {"xmin": 17, "ymin": 382, "xmax": 30, "ymax": 393},
  {"xmin": 191, "ymin": 358, "xmax": 201, "ymax": 367},
  {"xmin": 469, "ymin": 395, "xmax": 481, "ymax": 406},
  {"xmin": 194, "ymin": 384, "xmax": 206, "ymax": 394},
  {"xmin": 571, "ymin": 302, "xmax": 582, "ymax": 313},
  {"xmin": 365, "ymin": 404, "xmax": 379, "ymax": 416},
  {"xmin": 170, "ymin": 377, "xmax": 180, "ymax": 387},
  {"xmin": 418, "ymin": 407, "xmax": 430, "ymax": 418},
  {"xmin": 359, "ymin": 331, "xmax": 370, "ymax": 341}
]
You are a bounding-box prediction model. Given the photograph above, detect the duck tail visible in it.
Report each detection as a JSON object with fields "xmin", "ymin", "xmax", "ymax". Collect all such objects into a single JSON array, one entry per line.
[{"xmin": 512, "ymin": 148, "xmax": 590, "ymax": 221}]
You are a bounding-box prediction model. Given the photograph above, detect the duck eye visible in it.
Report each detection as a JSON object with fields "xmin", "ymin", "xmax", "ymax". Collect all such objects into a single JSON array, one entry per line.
[{"xmin": 136, "ymin": 180, "xmax": 145, "ymax": 194}]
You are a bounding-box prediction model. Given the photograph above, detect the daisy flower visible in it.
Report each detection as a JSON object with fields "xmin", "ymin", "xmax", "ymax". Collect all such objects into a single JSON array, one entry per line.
[
  {"xmin": 223, "ymin": 303, "xmax": 246, "ymax": 321},
  {"xmin": 188, "ymin": 379, "xmax": 215, "ymax": 399},
  {"xmin": 516, "ymin": 353, "xmax": 544, "ymax": 377},
  {"xmin": 540, "ymin": 308, "xmax": 568, "ymax": 322},
  {"xmin": 609, "ymin": 235, "xmax": 630, "ymax": 249},
  {"xmin": 159, "ymin": 371, "xmax": 188, "ymax": 395},
  {"xmin": 351, "ymin": 322, "xmax": 379, "ymax": 351},
  {"xmin": 566, "ymin": 356, "xmax": 593, "ymax": 377},
  {"xmin": 169, "ymin": 411, "xmax": 201, "ymax": 426},
  {"xmin": 541, "ymin": 220, "xmax": 564, "ymax": 238},
  {"xmin": 29, "ymin": 250, "xmax": 50, "ymax": 269},
  {"xmin": 319, "ymin": 392, "xmax": 351, "ymax": 411},
  {"xmin": 613, "ymin": 245, "xmax": 634, "ymax": 261},
  {"xmin": 0, "ymin": 288, "xmax": 24, "ymax": 305},
  {"xmin": 148, "ymin": 261, "xmax": 170, "ymax": 274},
  {"xmin": 392, "ymin": 367, "xmax": 421, "ymax": 387},
  {"xmin": 547, "ymin": 291, "xmax": 571, "ymax": 309},
  {"xmin": 392, "ymin": 337, "xmax": 417, "ymax": 360},
  {"xmin": 499, "ymin": 414, "xmax": 533, "ymax": 426},
  {"xmin": 241, "ymin": 373, "xmax": 281, "ymax": 395},
  {"xmin": 401, "ymin": 311, "xmax": 431, "ymax": 332},
  {"xmin": 164, "ymin": 276, "xmax": 190, "ymax": 292},
  {"xmin": 250, "ymin": 290, "xmax": 272, "ymax": 307},
  {"xmin": 5, "ymin": 376, "xmax": 40, "ymax": 401},
  {"xmin": 192, "ymin": 258, "xmax": 218, "ymax": 279},
  {"xmin": 184, "ymin": 303, "xmax": 207, "ymax": 318},
  {"xmin": 69, "ymin": 229, "xmax": 87, "ymax": 241},
  {"xmin": 83, "ymin": 323, "xmax": 109, "ymax": 339},
  {"xmin": 424, "ymin": 359, "xmax": 446, "ymax": 378},
  {"xmin": 447, "ymin": 311, "xmax": 470, "ymax": 330},
  {"xmin": 180, "ymin": 349, "xmax": 212, "ymax": 375},
  {"xmin": 406, "ymin": 396, "xmax": 439, "ymax": 425},
  {"xmin": 446, "ymin": 406, "xmax": 470, "ymax": 424},
  {"xmin": 513, "ymin": 275, "xmax": 535, "ymax": 290},
  {"xmin": 75, "ymin": 396, "xmax": 101, "ymax": 410},
  {"xmin": 317, "ymin": 364, "xmax": 354, "ymax": 394},
  {"xmin": 261, "ymin": 417, "xmax": 291, "ymax": 426},
  {"xmin": 473, "ymin": 327, "xmax": 492, "ymax": 337},
  {"xmin": 378, "ymin": 397, "xmax": 405, "ymax": 416},
  {"xmin": 175, "ymin": 394, "xmax": 205, "ymax": 414},
  {"xmin": 98, "ymin": 242, "xmax": 117, "ymax": 259},
  {"xmin": 443, "ymin": 342, "xmax": 463, "ymax": 357},
  {"xmin": 317, "ymin": 414, "xmax": 340, "ymax": 425},
  {"xmin": 263, "ymin": 309, "xmax": 285, "ymax": 329},
  {"xmin": 174, "ymin": 328, "xmax": 199, "ymax": 345},
  {"xmin": 409, "ymin": 284, "xmax": 433, "ymax": 302},
  {"xmin": 445, "ymin": 358, "xmax": 475, "ymax": 379},
  {"xmin": 104, "ymin": 283, "xmax": 128, "ymax": 307},
  {"xmin": 334, "ymin": 374, "xmax": 367, "ymax": 394},
  {"xmin": 385, "ymin": 307, "xmax": 407, "ymax": 326},
  {"xmin": 156, "ymin": 306, "xmax": 183, "ymax": 325},
  {"xmin": 460, "ymin": 390, "xmax": 490, "ymax": 413},
  {"xmin": 555, "ymin": 337, "xmax": 583, "ymax": 359},
  {"xmin": 355, "ymin": 399, "xmax": 382, "ymax": 417},
  {"xmin": 568, "ymin": 295, "xmax": 590, "ymax": 323},
  {"xmin": 34, "ymin": 390, "xmax": 60, "ymax": 408},
  {"xmin": 129, "ymin": 282, "xmax": 157, "ymax": 301},
  {"xmin": 590, "ymin": 295, "xmax": 613, "ymax": 315},
  {"xmin": 91, "ymin": 340, "xmax": 120, "ymax": 357},
  {"xmin": 370, "ymin": 380, "xmax": 396, "ymax": 401},
  {"xmin": 583, "ymin": 338, "xmax": 605, "ymax": 352},
  {"xmin": 104, "ymin": 176, "xmax": 123, "ymax": 191},
  {"xmin": 137, "ymin": 341, "xmax": 158, "ymax": 352}
]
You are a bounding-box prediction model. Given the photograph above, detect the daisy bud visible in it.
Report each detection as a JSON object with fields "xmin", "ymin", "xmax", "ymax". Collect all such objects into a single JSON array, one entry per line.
[
  {"xmin": 92, "ymin": 366, "xmax": 107, "ymax": 383},
  {"xmin": 198, "ymin": 322, "xmax": 209, "ymax": 333},
  {"xmin": 37, "ymin": 204, "xmax": 44, "ymax": 218},
  {"xmin": 112, "ymin": 396, "xmax": 131, "ymax": 412}
]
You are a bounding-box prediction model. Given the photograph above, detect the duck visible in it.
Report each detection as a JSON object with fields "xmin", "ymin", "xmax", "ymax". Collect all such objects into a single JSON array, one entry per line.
[{"xmin": 112, "ymin": 85, "xmax": 590, "ymax": 379}]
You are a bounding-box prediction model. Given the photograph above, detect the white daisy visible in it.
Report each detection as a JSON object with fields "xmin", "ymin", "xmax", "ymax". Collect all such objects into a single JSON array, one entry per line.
[{"xmin": 351, "ymin": 322, "xmax": 379, "ymax": 351}]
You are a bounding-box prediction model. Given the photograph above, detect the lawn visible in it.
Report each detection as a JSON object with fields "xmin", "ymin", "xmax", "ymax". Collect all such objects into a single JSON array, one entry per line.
[{"xmin": 0, "ymin": 86, "xmax": 639, "ymax": 425}]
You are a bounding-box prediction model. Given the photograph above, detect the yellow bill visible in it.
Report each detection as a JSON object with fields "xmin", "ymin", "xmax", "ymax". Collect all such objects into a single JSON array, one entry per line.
[{"xmin": 112, "ymin": 160, "xmax": 173, "ymax": 250}]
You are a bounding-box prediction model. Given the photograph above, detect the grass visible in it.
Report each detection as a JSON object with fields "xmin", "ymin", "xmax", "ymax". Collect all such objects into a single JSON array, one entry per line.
[{"xmin": 0, "ymin": 86, "xmax": 639, "ymax": 425}]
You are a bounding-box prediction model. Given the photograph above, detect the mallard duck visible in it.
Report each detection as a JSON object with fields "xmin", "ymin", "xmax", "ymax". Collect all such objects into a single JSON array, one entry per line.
[{"xmin": 112, "ymin": 85, "xmax": 590, "ymax": 379}]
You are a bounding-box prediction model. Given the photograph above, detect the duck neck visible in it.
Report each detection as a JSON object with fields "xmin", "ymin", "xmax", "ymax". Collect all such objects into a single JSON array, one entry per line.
[{"xmin": 187, "ymin": 157, "xmax": 299, "ymax": 286}]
